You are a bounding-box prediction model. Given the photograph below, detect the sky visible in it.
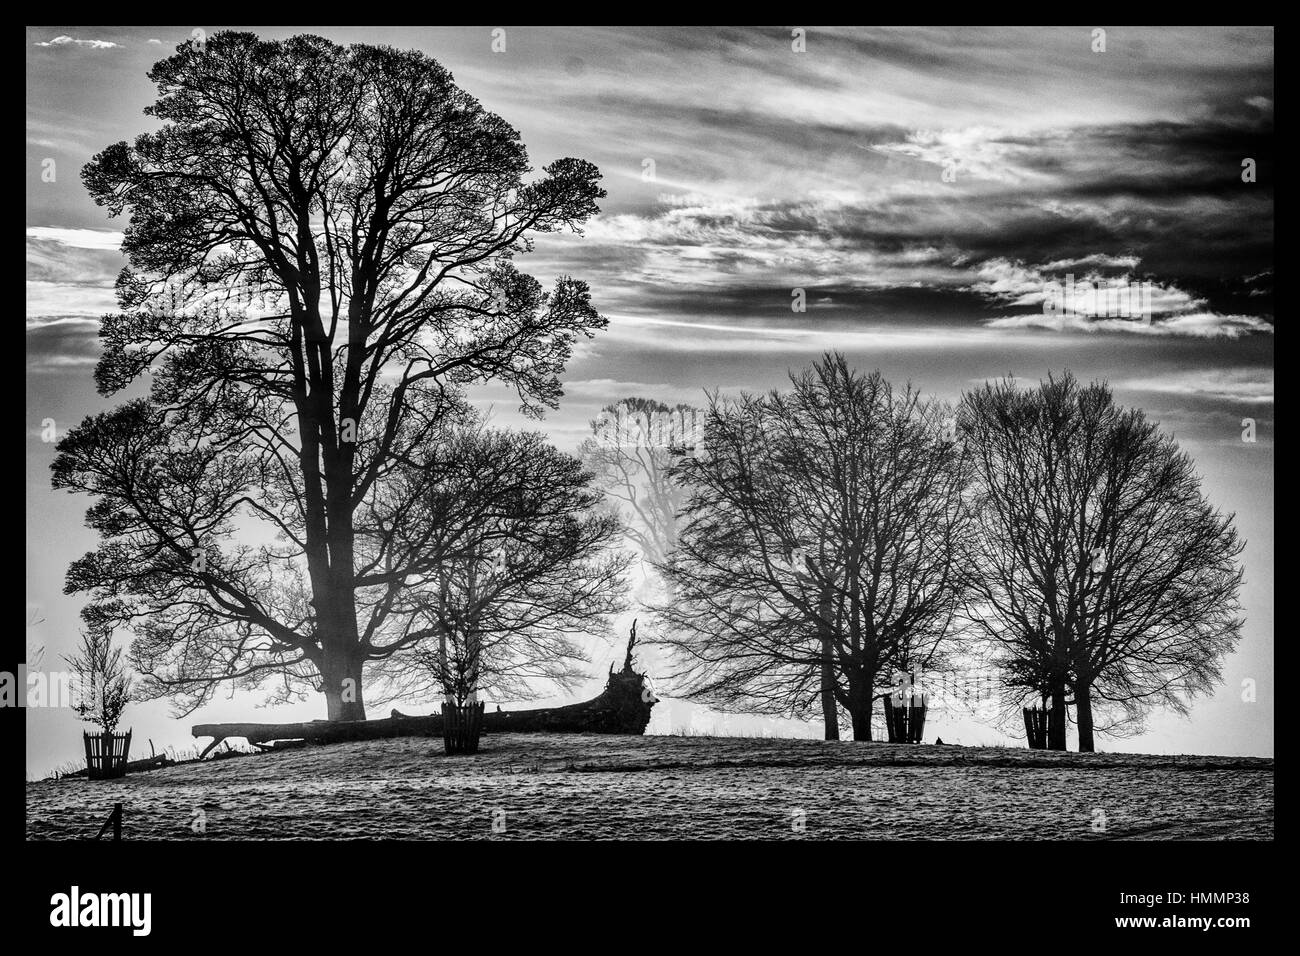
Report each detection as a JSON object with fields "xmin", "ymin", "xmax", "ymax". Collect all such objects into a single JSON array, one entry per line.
[{"xmin": 25, "ymin": 26, "xmax": 1273, "ymax": 776}]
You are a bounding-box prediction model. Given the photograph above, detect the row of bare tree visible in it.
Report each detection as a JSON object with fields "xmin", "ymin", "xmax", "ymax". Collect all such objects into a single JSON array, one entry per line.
[{"xmin": 589, "ymin": 355, "xmax": 1244, "ymax": 752}]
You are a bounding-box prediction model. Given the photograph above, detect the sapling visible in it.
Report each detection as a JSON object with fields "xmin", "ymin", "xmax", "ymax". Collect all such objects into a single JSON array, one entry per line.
[{"xmin": 65, "ymin": 626, "xmax": 134, "ymax": 736}]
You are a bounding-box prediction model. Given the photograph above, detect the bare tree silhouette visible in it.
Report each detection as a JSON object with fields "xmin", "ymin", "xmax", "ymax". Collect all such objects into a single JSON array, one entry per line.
[
  {"xmin": 64, "ymin": 626, "xmax": 134, "ymax": 734},
  {"xmin": 578, "ymin": 397, "xmax": 695, "ymax": 582},
  {"xmin": 654, "ymin": 354, "xmax": 974, "ymax": 740},
  {"xmin": 57, "ymin": 33, "xmax": 607, "ymax": 720},
  {"xmin": 373, "ymin": 424, "xmax": 629, "ymax": 706},
  {"xmin": 960, "ymin": 374, "xmax": 1245, "ymax": 750}
]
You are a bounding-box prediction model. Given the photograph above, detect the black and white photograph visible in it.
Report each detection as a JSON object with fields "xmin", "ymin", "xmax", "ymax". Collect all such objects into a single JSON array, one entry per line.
[{"xmin": 20, "ymin": 23, "xmax": 1273, "ymax": 937}]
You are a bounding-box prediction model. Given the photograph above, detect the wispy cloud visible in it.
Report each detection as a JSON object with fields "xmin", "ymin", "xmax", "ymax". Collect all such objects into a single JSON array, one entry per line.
[
  {"xmin": 33, "ymin": 35, "xmax": 119, "ymax": 50},
  {"xmin": 1113, "ymin": 368, "xmax": 1274, "ymax": 405},
  {"xmin": 985, "ymin": 311, "xmax": 1273, "ymax": 338},
  {"xmin": 26, "ymin": 227, "xmax": 125, "ymax": 250},
  {"xmin": 26, "ymin": 281, "xmax": 117, "ymax": 318}
]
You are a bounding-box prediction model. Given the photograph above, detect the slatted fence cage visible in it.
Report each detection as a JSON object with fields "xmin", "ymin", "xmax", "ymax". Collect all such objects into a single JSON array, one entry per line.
[
  {"xmin": 441, "ymin": 701, "xmax": 486, "ymax": 755},
  {"xmin": 83, "ymin": 730, "xmax": 132, "ymax": 780},
  {"xmin": 1022, "ymin": 706, "xmax": 1055, "ymax": 749},
  {"xmin": 882, "ymin": 696, "xmax": 927, "ymax": 743}
]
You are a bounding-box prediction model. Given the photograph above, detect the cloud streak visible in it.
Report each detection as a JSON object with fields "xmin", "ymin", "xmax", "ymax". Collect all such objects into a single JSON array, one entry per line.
[{"xmin": 32, "ymin": 35, "xmax": 119, "ymax": 50}]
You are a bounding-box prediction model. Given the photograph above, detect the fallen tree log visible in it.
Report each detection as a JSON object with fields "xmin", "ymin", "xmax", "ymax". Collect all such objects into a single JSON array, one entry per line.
[
  {"xmin": 63, "ymin": 753, "xmax": 172, "ymax": 779},
  {"xmin": 192, "ymin": 712, "xmax": 436, "ymax": 757},
  {"xmin": 192, "ymin": 625, "xmax": 657, "ymax": 756},
  {"xmin": 250, "ymin": 739, "xmax": 310, "ymax": 753}
]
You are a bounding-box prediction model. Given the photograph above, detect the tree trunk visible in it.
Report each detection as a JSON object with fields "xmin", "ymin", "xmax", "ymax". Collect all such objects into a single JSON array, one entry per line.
[
  {"xmin": 1075, "ymin": 682, "xmax": 1095, "ymax": 753},
  {"xmin": 846, "ymin": 670, "xmax": 873, "ymax": 741},
  {"xmin": 322, "ymin": 645, "xmax": 366, "ymax": 722},
  {"xmin": 192, "ymin": 681, "xmax": 650, "ymax": 754},
  {"xmin": 64, "ymin": 753, "xmax": 171, "ymax": 778},
  {"xmin": 817, "ymin": 589, "xmax": 839, "ymax": 740},
  {"xmin": 849, "ymin": 707, "xmax": 873, "ymax": 741},
  {"xmin": 1048, "ymin": 678, "xmax": 1068, "ymax": 751},
  {"xmin": 304, "ymin": 371, "xmax": 367, "ymax": 722},
  {"xmin": 195, "ymin": 634, "xmax": 655, "ymax": 754},
  {"xmin": 820, "ymin": 645, "xmax": 840, "ymax": 741}
]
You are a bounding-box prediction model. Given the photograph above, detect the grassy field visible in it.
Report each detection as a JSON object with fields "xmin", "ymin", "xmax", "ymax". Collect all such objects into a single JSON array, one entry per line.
[{"xmin": 25, "ymin": 732, "xmax": 1273, "ymax": 841}]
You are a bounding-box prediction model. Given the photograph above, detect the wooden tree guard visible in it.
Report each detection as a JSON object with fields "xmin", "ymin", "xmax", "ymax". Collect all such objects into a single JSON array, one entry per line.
[
  {"xmin": 84, "ymin": 730, "xmax": 132, "ymax": 780},
  {"xmin": 1023, "ymin": 706, "xmax": 1053, "ymax": 749},
  {"xmin": 882, "ymin": 697, "xmax": 926, "ymax": 743},
  {"xmin": 442, "ymin": 701, "xmax": 486, "ymax": 755}
]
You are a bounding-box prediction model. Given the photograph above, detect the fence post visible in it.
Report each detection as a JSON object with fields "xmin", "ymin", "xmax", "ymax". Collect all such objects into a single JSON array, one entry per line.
[{"xmin": 95, "ymin": 803, "xmax": 122, "ymax": 840}]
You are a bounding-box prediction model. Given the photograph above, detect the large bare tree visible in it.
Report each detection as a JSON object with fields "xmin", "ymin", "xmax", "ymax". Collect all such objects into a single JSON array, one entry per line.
[
  {"xmin": 655, "ymin": 354, "xmax": 973, "ymax": 740},
  {"xmin": 960, "ymin": 374, "xmax": 1245, "ymax": 750},
  {"xmin": 55, "ymin": 33, "xmax": 608, "ymax": 720}
]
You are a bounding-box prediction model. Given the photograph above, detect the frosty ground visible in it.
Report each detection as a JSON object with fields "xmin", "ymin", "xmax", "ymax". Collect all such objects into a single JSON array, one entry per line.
[{"xmin": 25, "ymin": 732, "xmax": 1273, "ymax": 840}]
